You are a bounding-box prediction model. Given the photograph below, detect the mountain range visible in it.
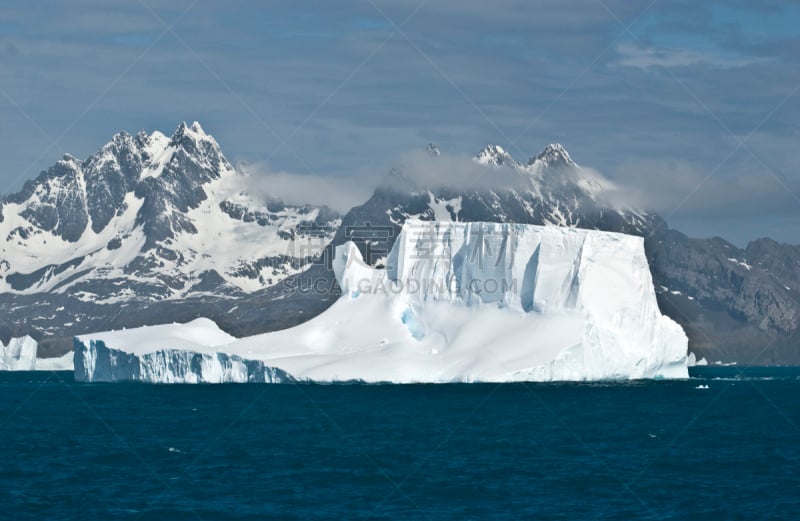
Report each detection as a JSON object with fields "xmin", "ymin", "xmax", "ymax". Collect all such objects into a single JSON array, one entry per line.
[{"xmin": 2, "ymin": 123, "xmax": 798, "ymax": 363}]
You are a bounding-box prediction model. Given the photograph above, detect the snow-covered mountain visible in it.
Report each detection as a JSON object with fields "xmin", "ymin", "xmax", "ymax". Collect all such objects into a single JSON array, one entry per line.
[
  {"xmin": 331, "ymin": 142, "xmax": 655, "ymax": 268},
  {"xmin": 74, "ymin": 221, "xmax": 689, "ymax": 383},
  {"xmin": 0, "ymin": 122, "xmax": 339, "ymax": 302}
]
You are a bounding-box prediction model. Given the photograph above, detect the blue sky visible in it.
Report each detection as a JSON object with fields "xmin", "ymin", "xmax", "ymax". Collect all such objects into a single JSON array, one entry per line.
[{"xmin": 1, "ymin": 0, "xmax": 798, "ymax": 245}]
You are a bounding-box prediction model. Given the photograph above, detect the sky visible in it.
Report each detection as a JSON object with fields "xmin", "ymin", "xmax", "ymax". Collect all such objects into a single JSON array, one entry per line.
[{"xmin": 1, "ymin": 0, "xmax": 799, "ymax": 246}]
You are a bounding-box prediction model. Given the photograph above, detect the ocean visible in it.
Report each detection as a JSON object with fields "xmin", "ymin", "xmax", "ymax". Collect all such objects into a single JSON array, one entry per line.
[{"xmin": 1, "ymin": 368, "xmax": 799, "ymax": 520}]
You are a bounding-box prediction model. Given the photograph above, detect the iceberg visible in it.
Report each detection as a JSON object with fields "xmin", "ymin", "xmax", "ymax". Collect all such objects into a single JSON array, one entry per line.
[
  {"xmin": 0, "ymin": 336, "xmax": 73, "ymax": 371},
  {"xmin": 73, "ymin": 318, "xmax": 289, "ymax": 383},
  {"xmin": 0, "ymin": 336, "xmax": 37, "ymax": 371},
  {"xmin": 74, "ymin": 221, "xmax": 689, "ymax": 383}
]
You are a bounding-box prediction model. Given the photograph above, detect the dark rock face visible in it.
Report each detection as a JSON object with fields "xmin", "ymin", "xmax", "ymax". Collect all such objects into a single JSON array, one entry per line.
[
  {"xmin": 16, "ymin": 156, "xmax": 89, "ymax": 242},
  {"xmin": 746, "ymin": 239, "xmax": 800, "ymax": 293},
  {"xmin": 646, "ymin": 231, "xmax": 799, "ymax": 363},
  {"xmin": 6, "ymin": 257, "xmax": 86, "ymax": 292},
  {"xmin": 647, "ymin": 232, "xmax": 798, "ymax": 335},
  {"xmin": 83, "ymin": 132, "xmax": 146, "ymax": 233}
]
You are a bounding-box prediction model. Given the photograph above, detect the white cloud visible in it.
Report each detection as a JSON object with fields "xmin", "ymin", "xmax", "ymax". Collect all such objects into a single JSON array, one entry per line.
[
  {"xmin": 607, "ymin": 158, "xmax": 799, "ymax": 218},
  {"xmin": 614, "ymin": 42, "xmax": 761, "ymax": 69},
  {"xmin": 234, "ymin": 149, "xmax": 524, "ymax": 213},
  {"xmin": 234, "ymin": 162, "xmax": 376, "ymax": 213}
]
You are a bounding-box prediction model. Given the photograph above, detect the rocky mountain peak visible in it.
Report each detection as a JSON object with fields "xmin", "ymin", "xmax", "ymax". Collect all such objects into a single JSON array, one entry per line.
[
  {"xmin": 474, "ymin": 144, "xmax": 515, "ymax": 167},
  {"xmin": 110, "ymin": 130, "xmax": 132, "ymax": 142},
  {"xmin": 529, "ymin": 143, "xmax": 576, "ymax": 169},
  {"xmin": 166, "ymin": 122, "xmax": 224, "ymax": 169},
  {"xmin": 171, "ymin": 121, "xmax": 211, "ymax": 142}
]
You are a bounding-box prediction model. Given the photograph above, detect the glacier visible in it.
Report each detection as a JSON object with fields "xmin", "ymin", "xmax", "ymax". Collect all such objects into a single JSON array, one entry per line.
[
  {"xmin": 0, "ymin": 336, "xmax": 74, "ymax": 371},
  {"xmin": 74, "ymin": 221, "xmax": 689, "ymax": 383}
]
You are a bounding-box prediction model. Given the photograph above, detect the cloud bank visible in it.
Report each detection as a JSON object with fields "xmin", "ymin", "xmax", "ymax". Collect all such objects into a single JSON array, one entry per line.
[{"xmin": 235, "ymin": 150, "xmax": 523, "ymax": 213}]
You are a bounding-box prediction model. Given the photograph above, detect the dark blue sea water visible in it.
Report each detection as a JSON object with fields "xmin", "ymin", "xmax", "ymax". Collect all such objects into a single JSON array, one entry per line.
[{"xmin": 2, "ymin": 368, "xmax": 799, "ymax": 520}]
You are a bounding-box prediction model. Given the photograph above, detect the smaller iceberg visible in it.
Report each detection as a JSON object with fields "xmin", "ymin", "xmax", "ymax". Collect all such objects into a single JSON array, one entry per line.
[
  {"xmin": 74, "ymin": 318, "xmax": 292, "ymax": 383},
  {"xmin": 0, "ymin": 336, "xmax": 73, "ymax": 371},
  {"xmin": 0, "ymin": 336, "xmax": 37, "ymax": 371}
]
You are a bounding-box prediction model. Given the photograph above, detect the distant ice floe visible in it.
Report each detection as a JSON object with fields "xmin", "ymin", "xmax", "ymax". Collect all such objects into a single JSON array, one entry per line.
[{"xmin": 687, "ymin": 352, "xmax": 708, "ymax": 367}]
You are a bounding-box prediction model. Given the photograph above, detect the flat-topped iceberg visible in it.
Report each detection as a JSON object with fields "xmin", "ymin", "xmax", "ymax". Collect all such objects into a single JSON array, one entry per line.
[
  {"xmin": 74, "ymin": 221, "xmax": 689, "ymax": 383},
  {"xmin": 73, "ymin": 318, "xmax": 290, "ymax": 383}
]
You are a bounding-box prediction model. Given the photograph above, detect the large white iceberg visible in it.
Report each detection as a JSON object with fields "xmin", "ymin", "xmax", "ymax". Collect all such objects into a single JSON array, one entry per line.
[{"xmin": 74, "ymin": 221, "xmax": 689, "ymax": 383}]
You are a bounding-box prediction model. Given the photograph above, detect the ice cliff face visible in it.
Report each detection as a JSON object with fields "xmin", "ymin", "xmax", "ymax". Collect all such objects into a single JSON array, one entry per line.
[
  {"xmin": 73, "ymin": 340, "xmax": 291, "ymax": 383},
  {"xmin": 335, "ymin": 220, "xmax": 689, "ymax": 381},
  {"xmin": 73, "ymin": 318, "xmax": 291, "ymax": 382},
  {"xmin": 74, "ymin": 221, "xmax": 689, "ymax": 383},
  {"xmin": 73, "ymin": 318, "xmax": 294, "ymax": 383}
]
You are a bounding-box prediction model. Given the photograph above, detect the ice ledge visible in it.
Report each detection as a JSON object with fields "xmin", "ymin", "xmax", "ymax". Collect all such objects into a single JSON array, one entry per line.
[{"xmin": 73, "ymin": 339, "xmax": 293, "ymax": 383}]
